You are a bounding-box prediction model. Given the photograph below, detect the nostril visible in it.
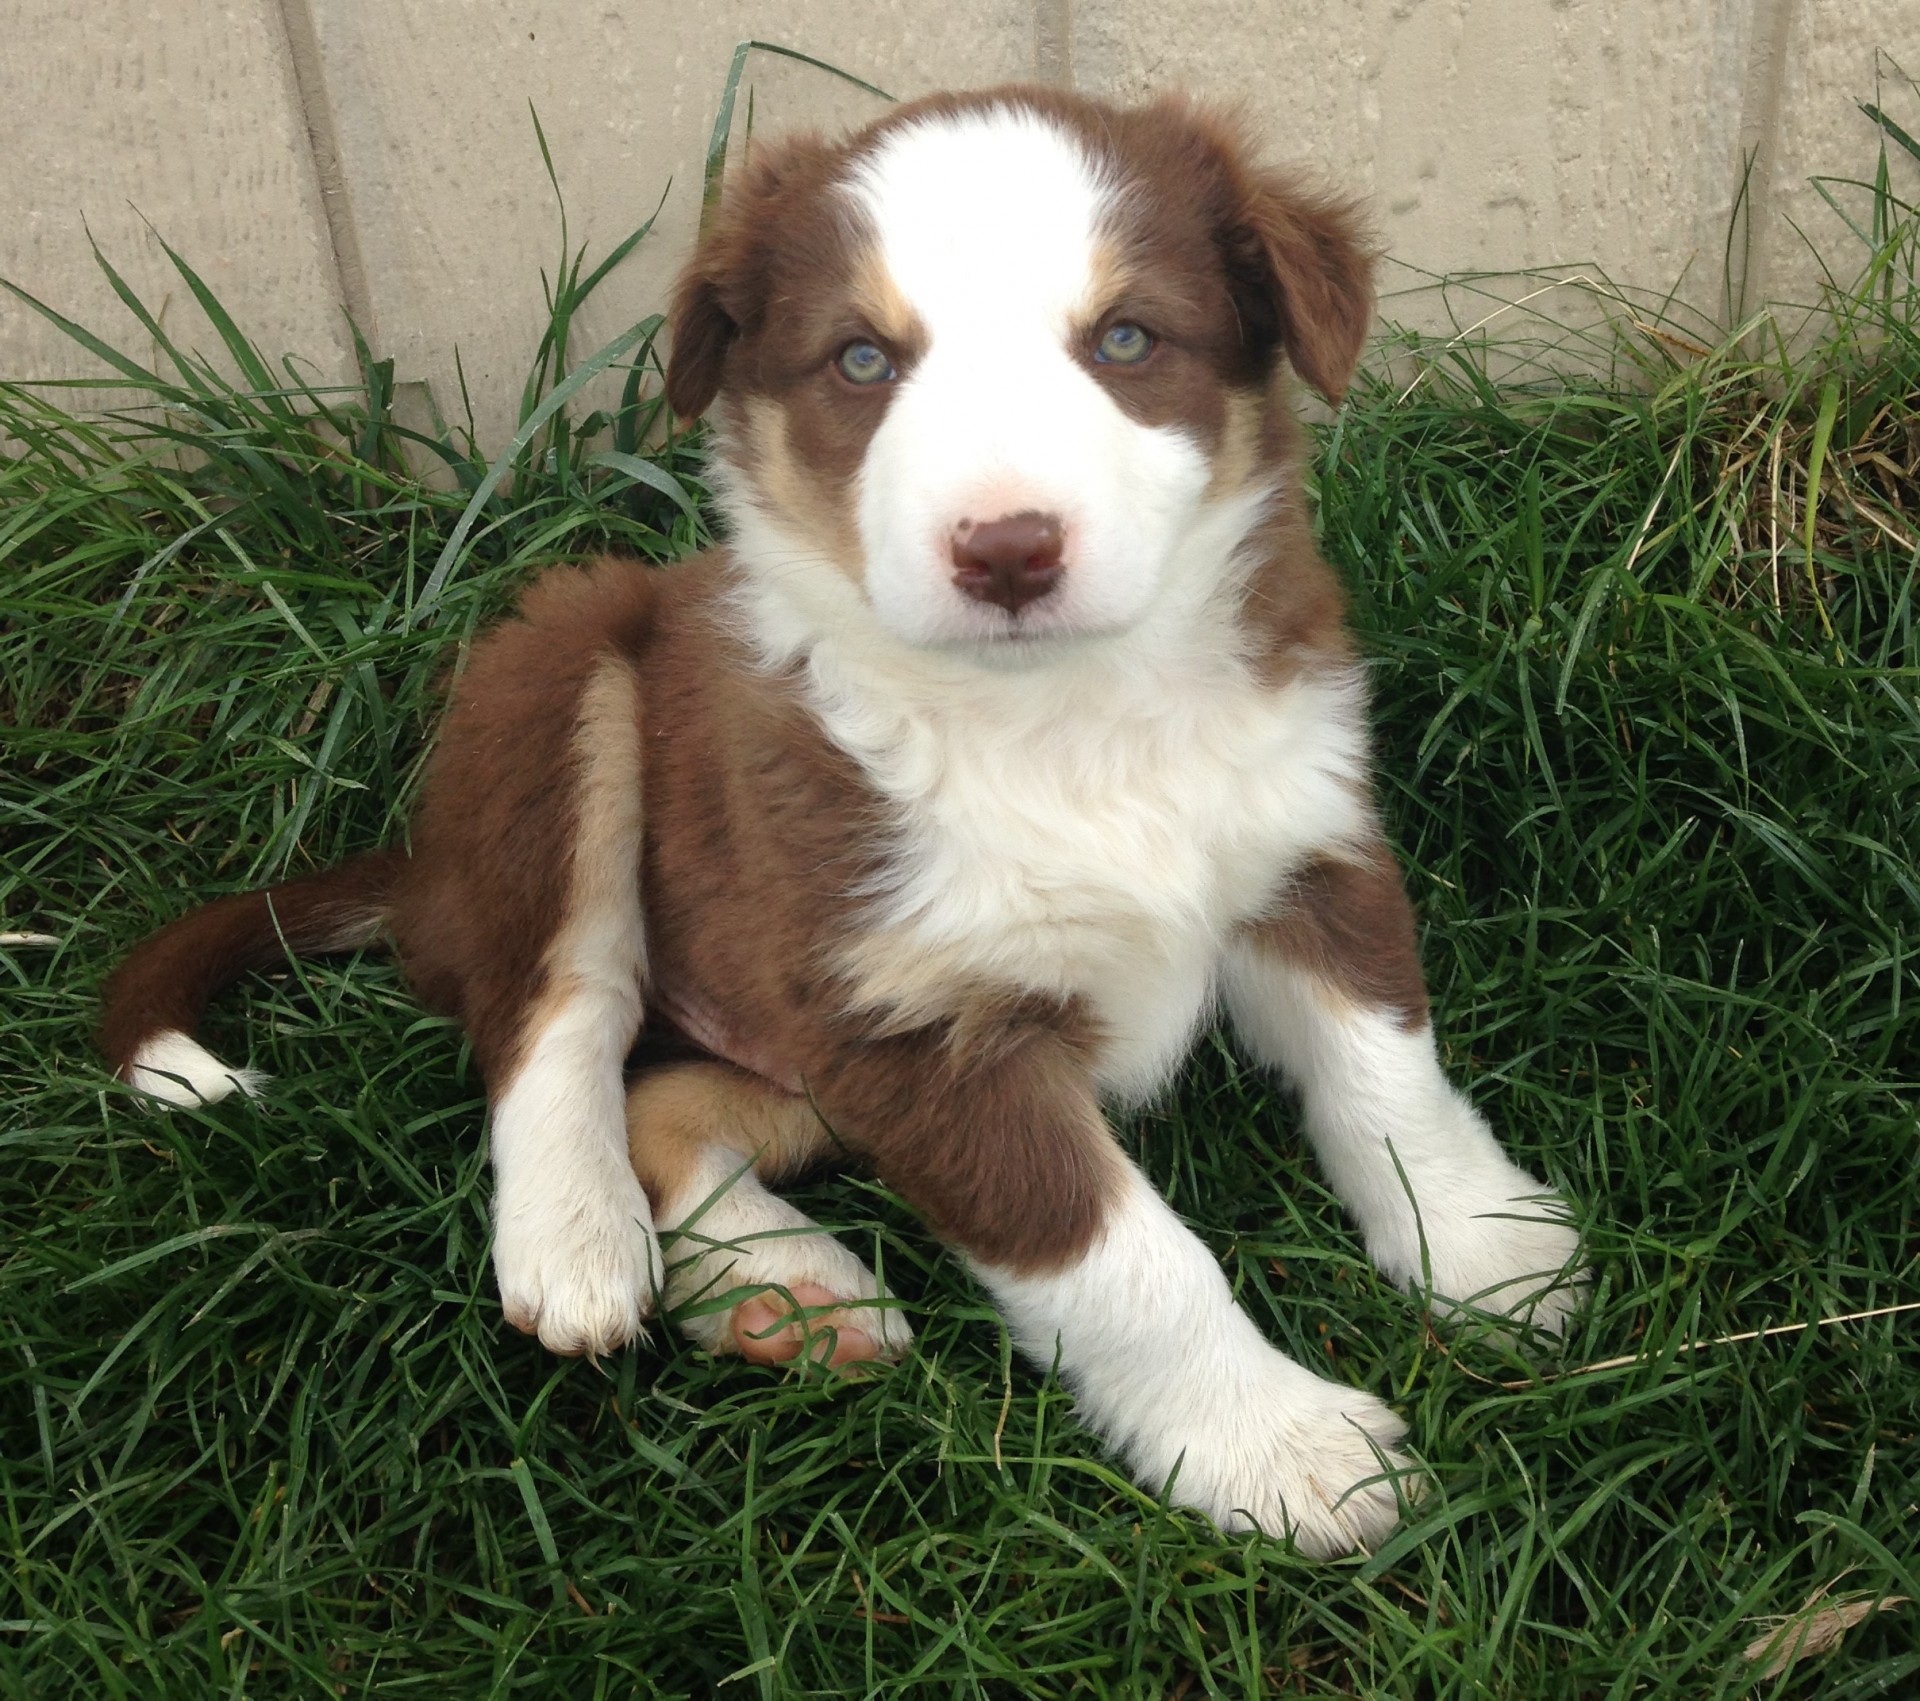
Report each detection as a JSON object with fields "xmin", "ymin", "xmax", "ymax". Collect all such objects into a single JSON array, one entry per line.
[{"xmin": 950, "ymin": 511, "xmax": 1066, "ymax": 615}]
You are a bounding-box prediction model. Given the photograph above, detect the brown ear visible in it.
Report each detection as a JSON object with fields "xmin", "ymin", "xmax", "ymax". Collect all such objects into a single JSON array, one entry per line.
[
  {"xmin": 663, "ymin": 268, "xmax": 734, "ymax": 423},
  {"xmin": 664, "ymin": 135, "xmax": 835, "ymax": 423},
  {"xmin": 1221, "ymin": 174, "xmax": 1376, "ymax": 405}
]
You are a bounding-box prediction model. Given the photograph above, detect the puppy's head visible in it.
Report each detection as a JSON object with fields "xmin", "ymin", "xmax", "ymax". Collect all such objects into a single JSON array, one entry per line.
[{"xmin": 667, "ymin": 89, "xmax": 1373, "ymax": 655}]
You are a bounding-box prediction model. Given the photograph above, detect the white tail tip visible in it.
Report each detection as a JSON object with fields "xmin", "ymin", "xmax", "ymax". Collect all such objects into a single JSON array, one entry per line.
[{"xmin": 125, "ymin": 1030, "xmax": 268, "ymax": 1108}]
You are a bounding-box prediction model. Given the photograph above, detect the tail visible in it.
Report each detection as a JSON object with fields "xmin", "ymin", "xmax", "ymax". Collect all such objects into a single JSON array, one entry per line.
[{"xmin": 100, "ymin": 848, "xmax": 407, "ymax": 1107}]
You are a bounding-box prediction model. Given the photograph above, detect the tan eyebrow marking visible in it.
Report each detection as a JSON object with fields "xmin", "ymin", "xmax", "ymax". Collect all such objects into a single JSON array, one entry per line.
[
  {"xmin": 849, "ymin": 245, "xmax": 923, "ymax": 349},
  {"xmin": 1083, "ymin": 238, "xmax": 1140, "ymax": 323}
]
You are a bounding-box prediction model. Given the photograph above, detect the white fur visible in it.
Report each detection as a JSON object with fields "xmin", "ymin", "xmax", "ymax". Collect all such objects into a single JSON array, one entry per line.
[
  {"xmin": 1223, "ymin": 948, "xmax": 1585, "ymax": 1332},
  {"xmin": 974, "ymin": 1163, "xmax": 1414, "ymax": 1555},
  {"xmin": 844, "ymin": 110, "xmax": 1208, "ymax": 648},
  {"xmin": 839, "ymin": 639, "xmax": 1370, "ymax": 1097},
  {"xmin": 126, "ymin": 1029, "xmax": 266, "ymax": 1106},
  {"xmin": 731, "ymin": 474, "xmax": 1371, "ymax": 1098},
  {"xmin": 657, "ymin": 1146, "xmax": 912, "ymax": 1360},
  {"xmin": 489, "ymin": 998, "xmax": 663, "ymax": 1356}
]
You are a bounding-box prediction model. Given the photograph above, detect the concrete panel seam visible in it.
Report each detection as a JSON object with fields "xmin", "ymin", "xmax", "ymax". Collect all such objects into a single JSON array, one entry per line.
[
  {"xmin": 1732, "ymin": 0, "xmax": 1799, "ymax": 320},
  {"xmin": 1034, "ymin": 0, "xmax": 1073, "ymax": 86},
  {"xmin": 274, "ymin": 0, "xmax": 381, "ymax": 355}
]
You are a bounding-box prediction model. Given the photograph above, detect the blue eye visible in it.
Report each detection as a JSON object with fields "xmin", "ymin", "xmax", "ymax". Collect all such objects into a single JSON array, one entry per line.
[
  {"xmin": 836, "ymin": 341, "xmax": 896, "ymax": 385},
  {"xmin": 1095, "ymin": 322, "xmax": 1154, "ymax": 365}
]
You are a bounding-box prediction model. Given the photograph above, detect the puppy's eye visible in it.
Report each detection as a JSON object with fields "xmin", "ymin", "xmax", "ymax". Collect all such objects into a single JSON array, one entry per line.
[
  {"xmin": 835, "ymin": 341, "xmax": 896, "ymax": 385},
  {"xmin": 1094, "ymin": 322, "xmax": 1154, "ymax": 365}
]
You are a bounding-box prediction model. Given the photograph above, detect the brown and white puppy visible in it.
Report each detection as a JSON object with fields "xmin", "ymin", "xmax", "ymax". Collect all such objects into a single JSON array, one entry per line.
[{"xmin": 100, "ymin": 86, "xmax": 1585, "ymax": 1557}]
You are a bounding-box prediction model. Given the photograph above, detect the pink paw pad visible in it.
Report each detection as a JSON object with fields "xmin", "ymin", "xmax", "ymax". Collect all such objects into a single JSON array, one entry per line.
[{"xmin": 731, "ymin": 1283, "xmax": 883, "ymax": 1368}]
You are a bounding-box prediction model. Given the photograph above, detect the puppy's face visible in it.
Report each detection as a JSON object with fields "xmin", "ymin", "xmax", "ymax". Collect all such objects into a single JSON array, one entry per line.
[{"xmin": 667, "ymin": 90, "xmax": 1373, "ymax": 656}]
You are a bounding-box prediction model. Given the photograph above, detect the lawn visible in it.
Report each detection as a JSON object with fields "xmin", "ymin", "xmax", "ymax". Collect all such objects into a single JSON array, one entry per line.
[{"xmin": 2, "ymin": 112, "xmax": 1917, "ymax": 1700}]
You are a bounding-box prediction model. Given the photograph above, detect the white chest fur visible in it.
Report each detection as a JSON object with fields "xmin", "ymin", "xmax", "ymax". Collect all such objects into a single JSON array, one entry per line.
[{"xmin": 798, "ymin": 620, "xmax": 1374, "ymax": 1102}]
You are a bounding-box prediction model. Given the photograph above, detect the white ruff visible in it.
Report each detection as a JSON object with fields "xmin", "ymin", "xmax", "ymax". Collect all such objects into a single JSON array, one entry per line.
[
  {"xmin": 733, "ymin": 522, "xmax": 1371, "ymax": 1100},
  {"xmin": 126, "ymin": 1029, "xmax": 266, "ymax": 1107},
  {"xmin": 974, "ymin": 1164, "xmax": 1414, "ymax": 1555}
]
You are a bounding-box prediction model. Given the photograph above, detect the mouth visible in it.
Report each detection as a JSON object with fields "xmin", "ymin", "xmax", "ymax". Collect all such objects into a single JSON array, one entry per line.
[{"xmin": 934, "ymin": 598, "xmax": 1129, "ymax": 661}]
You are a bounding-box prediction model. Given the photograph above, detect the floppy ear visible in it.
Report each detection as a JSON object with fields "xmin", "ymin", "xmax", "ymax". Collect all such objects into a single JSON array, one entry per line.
[
  {"xmin": 663, "ymin": 268, "xmax": 734, "ymax": 423},
  {"xmin": 664, "ymin": 135, "xmax": 834, "ymax": 422},
  {"xmin": 1220, "ymin": 174, "xmax": 1376, "ymax": 405}
]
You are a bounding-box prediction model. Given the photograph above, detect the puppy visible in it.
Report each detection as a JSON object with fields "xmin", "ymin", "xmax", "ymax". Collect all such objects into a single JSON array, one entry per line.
[{"xmin": 101, "ymin": 85, "xmax": 1585, "ymax": 1557}]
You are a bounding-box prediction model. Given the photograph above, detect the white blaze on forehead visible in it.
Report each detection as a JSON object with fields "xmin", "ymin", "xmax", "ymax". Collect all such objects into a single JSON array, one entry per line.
[{"xmin": 845, "ymin": 105, "xmax": 1113, "ymax": 336}]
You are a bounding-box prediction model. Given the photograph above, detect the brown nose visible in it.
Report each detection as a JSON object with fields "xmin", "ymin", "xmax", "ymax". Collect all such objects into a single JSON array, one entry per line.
[{"xmin": 950, "ymin": 512, "xmax": 1065, "ymax": 614}]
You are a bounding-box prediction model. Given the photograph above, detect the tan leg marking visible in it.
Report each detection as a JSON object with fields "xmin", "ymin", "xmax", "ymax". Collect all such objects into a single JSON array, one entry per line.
[
  {"xmin": 626, "ymin": 1062, "xmax": 910, "ymax": 1368},
  {"xmin": 625, "ymin": 1061, "xmax": 833, "ymax": 1200}
]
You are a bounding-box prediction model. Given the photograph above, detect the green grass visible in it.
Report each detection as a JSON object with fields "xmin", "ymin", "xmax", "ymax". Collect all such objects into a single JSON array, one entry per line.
[{"xmin": 4, "ymin": 107, "xmax": 1918, "ymax": 1701}]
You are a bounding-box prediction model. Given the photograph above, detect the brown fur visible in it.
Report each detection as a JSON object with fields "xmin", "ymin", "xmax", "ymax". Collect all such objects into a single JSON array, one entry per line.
[
  {"xmin": 624, "ymin": 1062, "xmax": 832, "ymax": 1208},
  {"xmin": 801, "ymin": 996, "xmax": 1127, "ymax": 1270},
  {"xmin": 101, "ymin": 84, "xmax": 1421, "ymax": 1301},
  {"xmin": 386, "ymin": 565, "xmax": 655, "ymax": 1087},
  {"xmin": 98, "ymin": 850, "xmax": 401, "ymax": 1078},
  {"xmin": 1249, "ymin": 850, "xmax": 1433, "ymax": 1029},
  {"xmin": 733, "ymin": 398, "xmax": 869, "ymax": 578}
]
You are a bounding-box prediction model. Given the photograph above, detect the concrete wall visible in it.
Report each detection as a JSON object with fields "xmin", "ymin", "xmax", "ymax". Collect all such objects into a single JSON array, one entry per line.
[{"xmin": 4, "ymin": 1, "xmax": 1915, "ymax": 452}]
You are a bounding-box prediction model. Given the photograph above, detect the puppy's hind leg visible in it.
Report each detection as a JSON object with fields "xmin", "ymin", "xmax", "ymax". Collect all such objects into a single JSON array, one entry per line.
[
  {"xmin": 627, "ymin": 1062, "xmax": 913, "ymax": 1368},
  {"xmin": 404, "ymin": 644, "xmax": 660, "ymax": 1359}
]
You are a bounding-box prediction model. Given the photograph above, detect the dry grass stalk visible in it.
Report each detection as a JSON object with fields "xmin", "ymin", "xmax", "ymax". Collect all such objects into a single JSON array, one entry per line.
[
  {"xmin": 1742, "ymin": 1586, "xmax": 1908, "ymax": 1679},
  {"xmin": 1492, "ymin": 1300, "xmax": 1920, "ymax": 1391}
]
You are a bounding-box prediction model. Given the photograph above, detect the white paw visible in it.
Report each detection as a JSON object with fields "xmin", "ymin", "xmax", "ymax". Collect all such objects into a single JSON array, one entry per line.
[
  {"xmin": 1118, "ymin": 1351, "xmax": 1416, "ymax": 1557},
  {"xmin": 981, "ymin": 1166, "xmax": 1417, "ymax": 1558},
  {"xmin": 492, "ymin": 1171, "xmax": 663, "ymax": 1357},
  {"xmin": 663, "ymin": 1178, "xmax": 912, "ymax": 1362},
  {"xmin": 1419, "ymin": 1198, "xmax": 1586, "ymax": 1335},
  {"xmin": 1370, "ymin": 1146, "xmax": 1587, "ymax": 1335}
]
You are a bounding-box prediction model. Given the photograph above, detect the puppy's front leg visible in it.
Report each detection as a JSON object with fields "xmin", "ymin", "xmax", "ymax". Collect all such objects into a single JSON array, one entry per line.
[
  {"xmin": 1224, "ymin": 850, "xmax": 1586, "ymax": 1333},
  {"xmin": 816, "ymin": 1024, "xmax": 1413, "ymax": 1556}
]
